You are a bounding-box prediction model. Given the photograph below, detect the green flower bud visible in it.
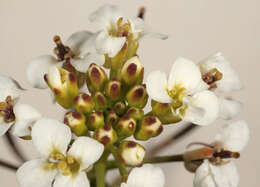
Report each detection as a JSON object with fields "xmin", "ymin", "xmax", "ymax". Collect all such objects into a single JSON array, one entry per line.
[
  {"xmin": 64, "ymin": 111, "xmax": 87, "ymax": 136},
  {"xmin": 126, "ymin": 84, "xmax": 148, "ymax": 109},
  {"xmin": 44, "ymin": 66, "xmax": 78, "ymax": 109},
  {"xmin": 87, "ymin": 111, "xmax": 105, "ymax": 131},
  {"xmin": 92, "ymin": 92, "xmax": 107, "ymax": 111},
  {"xmin": 126, "ymin": 107, "xmax": 144, "ymax": 120},
  {"xmin": 105, "ymin": 111, "xmax": 119, "ymax": 126},
  {"xmin": 120, "ymin": 56, "xmax": 144, "ymax": 86},
  {"xmin": 73, "ymin": 93, "xmax": 95, "ymax": 114},
  {"xmin": 86, "ymin": 63, "xmax": 107, "ymax": 93},
  {"xmin": 115, "ymin": 115, "xmax": 136, "ymax": 138},
  {"xmin": 113, "ymin": 101, "xmax": 127, "ymax": 116},
  {"xmin": 134, "ymin": 116, "xmax": 163, "ymax": 141},
  {"xmin": 105, "ymin": 79, "xmax": 123, "ymax": 102},
  {"xmin": 119, "ymin": 141, "xmax": 146, "ymax": 166},
  {"xmin": 151, "ymin": 100, "xmax": 181, "ymax": 124},
  {"xmin": 93, "ymin": 124, "xmax": 118, "ymax": 147}
]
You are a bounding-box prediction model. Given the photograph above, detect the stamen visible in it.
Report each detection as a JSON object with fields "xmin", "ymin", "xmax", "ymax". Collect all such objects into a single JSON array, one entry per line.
[
  {"xmin": 0, "ymin": 96, "xmax": 15, "ymax": 123},
  {"xmin": 202, "ymin": 68, "xmax": 223, "ymax": 89},
  {"xmin": 138, "ymin": 7, "xmax": 146, "ymax": 19},
  {"xmin": 53, "ymin": 35, "xmax": 73, "ymax": 60}
]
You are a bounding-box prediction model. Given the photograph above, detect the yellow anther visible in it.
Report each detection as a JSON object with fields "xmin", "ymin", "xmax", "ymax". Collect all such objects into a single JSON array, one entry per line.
[
  {"xmin": 62, "ymin": 168, "xmax": 72, "ymax": 176},
  {"xmin": 51, "ymin": 153, "xmax": 65, "ymax": 161},
  {"xmin": 46, "ymin": 162, "xmax": 57, "ymax": 170},
  {"xmin": 67, "ymin": 155, "xmax": 75, "ymax": 165},
  {"xmin": 57, "ymin": 161, "xmax": 68, "ymax": 171}
]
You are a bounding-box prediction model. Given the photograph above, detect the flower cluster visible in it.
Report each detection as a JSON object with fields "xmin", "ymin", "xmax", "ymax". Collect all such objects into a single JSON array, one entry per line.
[{"xmin": 0, "ymin": 4, "xmax": 249, "ymax": 187}]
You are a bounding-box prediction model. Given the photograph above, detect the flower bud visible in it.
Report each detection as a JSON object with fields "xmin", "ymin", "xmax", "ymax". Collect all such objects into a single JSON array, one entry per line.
[
  {"xmin": 93, "ymin": 124, "xmax": 118, "ymax": 147},
  {"xmin": 86, "ymin": 63, "xmax": 107, "ymax": 93},
  {"xmin": 45, "ymin": 66, "xmax": 78, "ymax": 109},
  {"xmin": 126, "ymin": 84, "xmax": 148, "ymax": 109},
  {"xmin": 73, "ymin": 93, "xmax": 95, "ymax": 114},
  {"xmin": 64, "ymin": 111, "xmax": 87, "ymax": 136},
  {"xmin": 113, "ymin": 101, "xmax": 127, "ymax": 116},
  {"xmin": 134, "ymin": 116, "xmax": 163, "ymax": 141},
  {"xmin": 126, "ymin": 107, "xmax": 144, "ymax": 120},
  {"xmin": 105, "ymin": 110, "xmax": 119, "ymax": 126},
  {"xmin": 119, "ymin": 141, "xmax": 146, "ymax": 166},
  {"xmin": 105, "ymin": 79, "xmax": 123, "ymax": 101},
  {"xmin": 115, "ymin": 115, "xmax": 136, "ymax": 138},
  {"xmin": 87, "ymin": 111, "xmax": 105, "ymax": 131},
  {"xmin": 151, "ymin": 100, "xmax": 181, "ymax": 124},
  {"xmin": 92, "ymin": 92, "xmax": 107, "ymax": 111},
  {"xmin": 120, "ymin": 56, "xmax": 144, "ymax": 86}
]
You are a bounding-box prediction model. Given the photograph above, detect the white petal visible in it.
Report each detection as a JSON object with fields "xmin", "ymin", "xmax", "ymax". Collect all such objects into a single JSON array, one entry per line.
[
  {"xmin": 70, "ymin": 53, "xmax": 105, "ymax": 72},
  {"xmin": 126, "ymin": 164, "xmax": 165, "ymax": 187},
  {"xmin": 11, "ymin": 104, "xmax": 41, "ymax": 137},
  {"xmin": 199, "ymin": 52, "xmax": 242, "ymax": 92},
  {"xmin": 168, "ymin": 58, "xmax": 202, "ymax": 94},
  {"xmin": 89, "ymin": 4, "xmax": 122, "ymax": 29},
  {"xmin": 68, "ymin": 137, "xmax": 104, "ymax": 170},
  {"xmin": 219, "ymin": 98, "xmax": 243, "ymax": 120},
  {"xmin": 47, "ymin": 66, "xmax": 62, "ymax": 89},
  {"xmin": 53, "ymin": 172, "xmax": 90, "ymax": 187},
  {"xmin": 214, "ymin": 120, "xmax": 249, "ymax": 152},
  {"xmin": 194, "ymin": 160, "xmax": 239, "ymax": 187},
  {"xmin": 0, "ymin": 118, "xmax": 13, "ymax": 136},
  {"xmin": 26, "ymin": 55, "xmax": 58, "ymax": 89},
  {"xmin": 120, "ymin": 183, "xmax": 129, "ymax": 187},
  {"xmin": 65, "ymin": 31, "xmax": 93, "ymax": 57},
  {"xmin": 95, "ymin": 31, "xmax": 126, "ymax": 57},
  {"xmin": 17, "ymin": 159, "xmax": 57, "ymax": 187},
  {"xmin": 0, "ymin": 75, "xmax": 22, "ymax": 101},
  {"xmin": 184, "ymin": 91, "xmax": 219, "ymax": 126},
  {"xmin": 129, "ymin": 18, "xmax": 168, "ymax": 40},
  {"xmin": 32, "ymin": 118, "xmax": 71, "ymax": 157},
  {"xmin": 146, "ymin": 71, "xmax": 172, "ymax": 103}
]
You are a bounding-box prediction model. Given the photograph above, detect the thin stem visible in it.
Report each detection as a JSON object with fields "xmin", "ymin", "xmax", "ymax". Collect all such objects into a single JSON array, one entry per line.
[
  {"xmin": 95, "ymin": 151, "xmax": 110, "ymax": 187},
  {"xmin": 0, "ymin": 160, "xmax": 18, "ymax": 171},
  {"xmin": 4, "ymin": 132, "xmax": 26, "ymax": 162},
  {"xmin": 106, "ymin": 154, "xmax": 184, "ymax": 170},
  {"xmin": 149, "ymin": 123, "xmax": 198, "ymax": 155},
  {"xmin": 109, "ymin": 145, "xmax": 128, "ymax": 178}
]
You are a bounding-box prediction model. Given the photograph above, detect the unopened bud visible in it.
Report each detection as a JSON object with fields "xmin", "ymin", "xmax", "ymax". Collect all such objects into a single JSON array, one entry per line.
[
  {"xmin": 105, "ymin": 79, "xmax": 123, "ymax": 101},
  {"xmin": 86, "ymin": 63, "xmax": 107, "ymax": 93},
  {"xmin": 105, "ymin": 111, "xmax": 119, "ymax": 126},
  {"xmin": 119, "ymin": 141, "xmax": 146, "ymax": 166},
  {"xmin": 134, "ymin": 116, "xmax": 163, "ymax": 141},
  {"xmin": 151, "ymin": 100, "xmax": 181, "ymax": 124},
  {"xmin": 64, "ymin": 111, "xmax": 87, "ymax": 136},
  {"xmin": 87, "ymin": 111, "xmax": 105, "ymax": 131},
  {"xmin": 45, "ymin": 66, "xmax": 78, "ymax": 109},
  {"xmin": 120, "ymin": 56, "xmax": 144, "ymax": 86},
  {"xmin": 113, "ymin": 101, "xmax": 127, "ymax": 116},
  {"xmin": 73, "ymin": 93, "xmax": 95, "ymax": 114},
  {"xmin": 126, "ymin": 84, "xmax": 148, "ymax": 109},
  {"xmin": 126, "ymin": 107, "xmax": 144, "ymax": 120},
  {"xmin": 92, "ymin": 92, "xmax": 107, "ymax": 111},
  {"xmin": 115, "ymin": 116, "xmax": 136, "ymax": 138},
  {"xmin": 93, "ymin": 124, "xmax": 118, "ymax": 147}
]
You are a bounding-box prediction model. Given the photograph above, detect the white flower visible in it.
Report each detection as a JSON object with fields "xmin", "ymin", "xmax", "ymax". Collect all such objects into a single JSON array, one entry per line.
[
  {"xmin": 219, "ymin": 98, "xmax": 243, "ymax": 120},
  {"xmin": 199, "ymin": 52, "xmax": 243, "ymax": 92},
  {"xmin": 146, "ymin": 58, "xmax": 219, "ymax": 126},
  {"xmin": 89, "ymin": 4, "xmax": 168, "ymax": 58},
  {"xmin": 26, "ymin": 32, "xmax": 104, "ymax": 89},
  {"xmin": 17, "ymin": 118, "xmax": 104, "ymax": 187},
  {"xmin": 194, "ymin": 120, "xmax": 249, "ymax": 187},
  {"xmin": 121, "ymin": 164, "xmax": 165, "ymax": 187},
  {"xmin": 0, "ymin": 75, "xmax": 41, "ymax": 137}
]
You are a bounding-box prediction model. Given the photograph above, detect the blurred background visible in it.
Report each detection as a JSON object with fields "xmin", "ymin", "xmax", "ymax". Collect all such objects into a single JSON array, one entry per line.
[{"xmin": 0, "ymin": 0, "xmax": 258, "ymax": 186}]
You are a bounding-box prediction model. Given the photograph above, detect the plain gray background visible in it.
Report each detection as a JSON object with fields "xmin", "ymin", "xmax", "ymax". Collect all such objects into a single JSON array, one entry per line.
[{"xmin": 0, "ymin": 0, "xmax": 258, "ymax": 186}]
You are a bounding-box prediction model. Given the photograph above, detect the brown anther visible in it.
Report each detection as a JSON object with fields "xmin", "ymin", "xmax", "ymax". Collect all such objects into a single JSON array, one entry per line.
[
  {"xmin": 53, "ymin": 35, "xmax": 72, "ymax": 61},
  {"xmin": 202, "ymin": 68, "xmax": 223, "ymax": 89},
  {"xmin": 138, "ymin": 7, "xmax": 146, "ymax": 19}
]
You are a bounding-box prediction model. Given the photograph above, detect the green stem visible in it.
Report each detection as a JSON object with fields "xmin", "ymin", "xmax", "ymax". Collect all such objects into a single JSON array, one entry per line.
[
  {"xmin": 109, "ymin": 145, "xmax": 128, "ymax": 178},
  {"xmin": 95, "ymin": 151, "xmax": 110, "ymax": 187},
  {"xmin": 106, "ymin": 154, "xmax": 184, "ymax": 170}
]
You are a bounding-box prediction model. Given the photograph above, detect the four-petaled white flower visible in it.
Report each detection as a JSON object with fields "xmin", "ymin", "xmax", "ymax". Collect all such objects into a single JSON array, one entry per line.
[
  {"xmin": 17, "ymin": 118, "xmax": 104, "ymax": 187},
  {"xmin": 146, "ymin": 58, "xmax": 219, "ymax": 126},
  {"xmin": 198, "ymin": 52, "xmax": 243, "ymax": 120},
  {"xmin": 194, "ymin": 120, "xmax": 249, "ymax": 187},
  {"xmin": 0, "ymin": 75, "xmax": 41, "ymax": 137},
  {"xmin": 120, "ymin": 164, "xmax": 165, "ymax": 187},
  {"xmin": 89, "ymin": 4, "xmax": 168, "ymax": 58}
]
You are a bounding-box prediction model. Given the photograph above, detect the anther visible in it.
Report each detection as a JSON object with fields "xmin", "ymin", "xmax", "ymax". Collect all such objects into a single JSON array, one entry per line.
[{"xmin": 138, "ymin": 7, "xmax": 146, "ymax": 19}]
